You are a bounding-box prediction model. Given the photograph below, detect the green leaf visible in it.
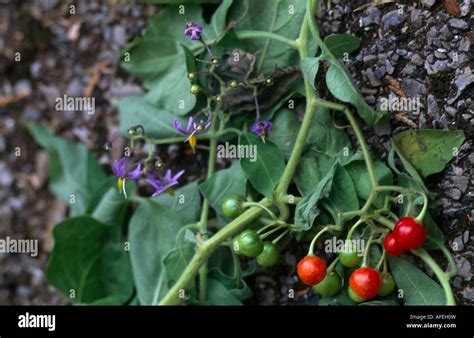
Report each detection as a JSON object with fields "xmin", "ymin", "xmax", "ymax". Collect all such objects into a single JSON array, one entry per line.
[
  {"xmin": 27, "ymin": 123, "xmax": 107, "ymax": 215},
  {"xmin": 228, "ymin": 0, "xmax": 306, "ymax": 74},
  {"xmin": 153, "ymin": 182, "xmax": 202, "ymax": 222},
  {"xmin": 128, "ymin": 201, "xmax": 186, "ymax": 305},
  {"xmin": 117, "ymin": 96, "xmax": 186, "ymax": 138},
  {"xmin": 326, "ymin": 61, "xmax": 384, "ymax": 125},
  {"xmin": 294, "ymin": 164, "xmax": 336, "ymax": 231},
  {"xmin": 387, "ymin": 256, "xmax": 445, "ymax": 305},
  {"xmin": 294, "ymin": 150, "xmax": 335, "ymax": 196},
  {"xmin": 323, "ymin": 34, "xmax": 360, "ymax": 58},
  {"xmin": 307, "ymin": 107, "xmax": 352, "ymax": 161},
  {"xmin": 163, "ymin": 242, "xmax": 195, "ymax": 289},
  {"xmin": 120, "ymin": 1, "xmax": 233, "ymax": 81},
  {"xmin": 208, "ymin": 268, "xmax": 252, "ymax": 302},
  {"xmin": 144, "ymin": 44, "xmax": 196, "ymax": 115},
  {"xmin": 393, "ymin": 130, "xmax": 465, "ymax": 179},
  {"xmin": 204, "ymin": 278, "xmax": 243, "ymax": 305},
  {"xmin": 239, "ymin": 133, "xmax": 285, "ymax": 200},
  {"xmin": 301, "ymin": 57, "xmax": 319, "ymax": 90},
  {"xmin": 344, "ymin": 159, "xmax": 393, "ymax": 207},
  {"xmin": 208, "ymin": 0, "xmax": 234, "ymax": 40},
  {"xmin": 120, "ymin": 5, "xmax": 201, "ymax": 85},
  {"xmin": 421, "ymin": 212, "xmax": 445, "ymax": 251},
  {"xmin": 199, "ymin": 161, "xmax": 247, "ymax": 217},
  {"xmin": 91, "ymin": 182, "xmax": 135, "ymax": 226},
  {"xmin": 323, "ymin": 165, "xmax": 359, "ymax": 223},
  {"xmin": 267, "ymin": 108, "xmax": 299, "ymax": 159},
  {"xmin": 388, "ymin": 146, "xmax": 429, "ymax": 194},
  {"xmin": 261, "ymin": 89, "xmax": 303, "ymax": 121},
  {"xmin": 46, "ymin": 217, "xmax": 133, "ymax": 304}
]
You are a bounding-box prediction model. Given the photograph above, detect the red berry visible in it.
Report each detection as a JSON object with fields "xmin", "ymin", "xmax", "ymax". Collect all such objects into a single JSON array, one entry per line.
[
  {"xmin": 349, "ymin": 267, "xmax": 381, "ymax": 300},
  {"xmin": 384, "ymin": 233, "xmax": 408, "ymax": 256},
  {"xmin": 297, "ymin": 256, "xmax": 327, "ymax": 286},
  {"xmin": 393, "ymin": 217, "xmax": 426, "ymax": 249}
]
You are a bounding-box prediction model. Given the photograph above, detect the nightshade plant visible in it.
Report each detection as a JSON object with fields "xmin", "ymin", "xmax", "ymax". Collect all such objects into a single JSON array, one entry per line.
[{"xmin": 29, "ymin": 0, "xmax": 466, "ymax": 306}]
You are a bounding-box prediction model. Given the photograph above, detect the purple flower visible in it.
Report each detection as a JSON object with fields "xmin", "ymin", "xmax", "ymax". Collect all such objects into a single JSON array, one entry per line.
[
  {"xmin": 172, "ymin": 112, "xmax": 212, "ymax": 153},
  {"xmin": 112, "ymin": 157, "xmax": 142, "ymax": 180},
  {"xmin": 147, "ymin": 169, "xmax": 185, "ymax": 197},
  {"xmin": 184, "ymin": 22, "xmax": 202, "ymax": 41},
  {"xmin": 251, "ymin": 120, "xmax": 273, "ymax": 139},
  {"xmin": 112, "ymin": 156, "xmax": 142, "ymax": 198}
]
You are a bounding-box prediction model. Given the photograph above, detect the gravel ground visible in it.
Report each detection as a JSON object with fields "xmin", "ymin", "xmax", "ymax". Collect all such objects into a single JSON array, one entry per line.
[{"xmin": 0, "ymin": 0, "xmax": 471, "ymax": 305}]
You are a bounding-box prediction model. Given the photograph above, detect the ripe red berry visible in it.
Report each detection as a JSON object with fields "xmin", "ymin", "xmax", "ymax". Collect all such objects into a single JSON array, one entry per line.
[
  {"xmin": 349, "ymin": 267, "xmax": 381, "ymax": 300},
  {"xmin": 384, "ymin": 233, "xmax": 408, "ymax": 256},
  {"xmin": 393, "ymin": 217, "xmax": 426, "ymax": 249},
  {"xmin": 297, "ymin": 256, "xmax": 327, "ymax": 286}
]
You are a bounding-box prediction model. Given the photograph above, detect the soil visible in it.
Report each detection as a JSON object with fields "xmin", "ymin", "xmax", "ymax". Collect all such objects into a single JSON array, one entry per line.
[{"xmin": 0, "ymin": 0, "xmax": 471, "ymax": 305}]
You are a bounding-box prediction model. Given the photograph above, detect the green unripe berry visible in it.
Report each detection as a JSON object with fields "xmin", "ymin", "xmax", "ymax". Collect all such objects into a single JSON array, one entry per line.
[
  {"xmin": 377, "ymin": 273, "xmax": 396, "ymax": 297},
  {"xmin": 312, "ymin": 272, "xmax": 342, "ymax": 297},
  {"xmin": 348, "ymin": 286, "xmax": 366, "ymax": 303},
  {"xmin": 256, "ymin": 242, "xmax": 280, "ymax": 267},
  {"xmin": 339, "ymin": 242, "xmax": 361, "ymax": 267},
  {"xmin": 190, "ymin": 84, "xmax": 201, "ymax": 95},
  {"xmin": 222, "ymin": 195, "xmax": 244, "ymax": 218},
  {"xmin": 187, "ymin": 72, "xmax": 196, "ymax": 81},
  {"xmin": 230, "ymin": 80, "xmax": 239, "ymax": 89},
  {"xmin": 237, "ymin": 229, "xmax": 263, "ymax": 257}
]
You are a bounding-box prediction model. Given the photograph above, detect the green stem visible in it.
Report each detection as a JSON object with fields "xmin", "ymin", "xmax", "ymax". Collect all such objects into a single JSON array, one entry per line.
[
  {"xmin": 256, "ymin": 222, "xmax": 279, "ymax": 235},
  {"xmin": 411, "ymin": 248, "xmax": 456, "ymax": 305},
  {"xmin": 308, "ymin": 226, "xmax": 331, "ymax": 256},
  {"xmin": 272, "ymin": 229, "xmax": 289, "ymax": 244},
  {"xmin": 375, "ymin": 247, "xmax": 386, "ymax": 271},
  {"xmin": 159, "ymin": 200, "xmax": 270, "ymax": 305},
  {"xmin": 160, "ymin": 0, "xmax": 323, "ymax": 305},
  {"xmin": 342, "ymin": 108, "xmax": 377, "ymax": 188},
  {"xmin": 274, "ymin": 5, "xmax": 317, "ymax": 196},
  {"xmin": 235, "ymin": 30, "xmax": 298, "ymax": 49},
  {"xmin": 346, "ymin": 218, "xmax": 364, "ymax": 240},
  {"xmin": 242, "ymin": 201, "xmax": 278, "ymax": 221},
  {"xmin": 361, "ymin": 234, "xmax": 374, "ymax": 267},
  {"xmin": 326, "ymin": 257, "xmax": 340, "ymax": 274},
  {"xmin": 260, "ymin": 224, "xmax": 287, "ymax": 240},
  {"xmin": 147, "ymin": 128, "xmax": 241, "ymax": 145},
  {"xmin": 198, "ymin": 105, "xmax": 219, "ymax": 304}
]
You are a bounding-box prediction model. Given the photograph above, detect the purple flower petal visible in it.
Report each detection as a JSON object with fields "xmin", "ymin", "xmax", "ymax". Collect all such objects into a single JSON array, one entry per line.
[
  {"xmin": 173, "ymin": 116, "xmax": 194, "ymax": 135},
  {"xmin": 112, "ymin": 157, "xmax": 127, "ymax": 177},
  {"xmin": 147, "ymin": 169, "xmax": 185, "ymax": 197},
  {"xmin": 147, "ymin": 178, "xmax": 166, "ymax": 197},
  {"xmin": 184, "ymin": 22, "xmax": 202, "ymax": 41},
  {"xmin": 127, "ymin": 163, "xmax": 142, "ymax": 180},
  {"xmin": 251, "ymin": 120, "xmax": 273, "ymax": 137}
]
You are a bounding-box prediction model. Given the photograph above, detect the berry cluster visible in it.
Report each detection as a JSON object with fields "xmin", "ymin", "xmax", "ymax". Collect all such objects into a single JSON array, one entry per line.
[{"xmin": 293, "ymin": 216, "xmax": 427, "ymax": 303}]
